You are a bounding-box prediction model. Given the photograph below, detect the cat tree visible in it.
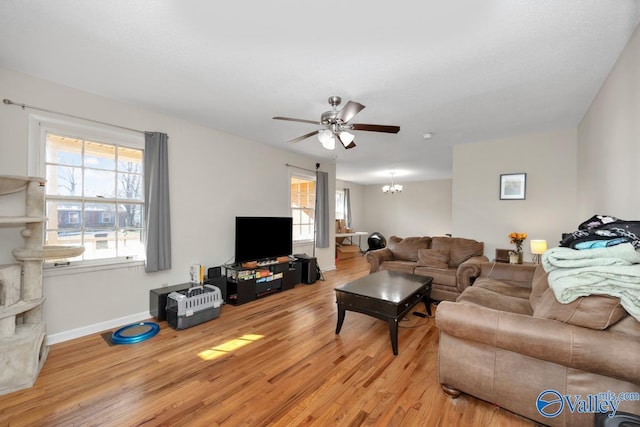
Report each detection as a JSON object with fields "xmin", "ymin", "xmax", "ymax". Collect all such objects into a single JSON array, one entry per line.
[{"xmin": 0, "ymin": 175, "xmax": 83, "ymax": 395}]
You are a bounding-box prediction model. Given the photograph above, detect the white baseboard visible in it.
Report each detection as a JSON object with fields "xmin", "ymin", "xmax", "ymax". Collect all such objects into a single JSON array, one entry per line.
[{"xmin": 46, "ymin": 311, "xmax": 152, "ymax": 345}]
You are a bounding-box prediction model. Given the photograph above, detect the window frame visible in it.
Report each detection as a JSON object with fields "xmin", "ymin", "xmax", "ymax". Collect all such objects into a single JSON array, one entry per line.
[
  {"xmin": 289, "ymin": 172, "xmax": 316, "ymax": 243},
  {"xmin": 29, "ymin": 114, "xmax": 146, "ymax": 273}
]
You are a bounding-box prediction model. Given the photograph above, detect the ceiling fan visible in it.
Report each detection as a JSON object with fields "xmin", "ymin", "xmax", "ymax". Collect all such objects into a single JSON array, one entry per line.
[{"xmin": 273, "ymin": 96, "xmax": 400, "ymax": 150}]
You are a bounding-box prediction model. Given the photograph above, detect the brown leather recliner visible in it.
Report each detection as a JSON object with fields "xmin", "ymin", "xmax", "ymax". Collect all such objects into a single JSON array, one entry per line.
[
  {"xmin": 436, "ymin": 262, "xmax": 640, "ymax": 426},
  {"xmin": 366, "ymin": 235, "xmax": 488, "ymax": 302}
]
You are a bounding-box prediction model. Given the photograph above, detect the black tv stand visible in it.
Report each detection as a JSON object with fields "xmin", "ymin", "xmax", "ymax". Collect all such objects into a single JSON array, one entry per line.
[{"xmin": 224, "ymin": 258, "xmax": 301, "ymax": 305}]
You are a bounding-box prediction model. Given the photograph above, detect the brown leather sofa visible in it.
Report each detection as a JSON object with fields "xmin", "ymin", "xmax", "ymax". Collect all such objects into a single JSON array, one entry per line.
[
  {"xmin": 436, "ymin": 262, "xmax": 640, "ymax": 426},
  {"xmin": 366, "ymin": 235, "xmax": 488, "ymax": 302}
]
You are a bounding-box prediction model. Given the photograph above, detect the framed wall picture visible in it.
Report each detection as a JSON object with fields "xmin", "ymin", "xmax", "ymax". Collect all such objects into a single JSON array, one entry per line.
[{"xmin": 500, "ymin": 173, "xmax": 526, "ymax": 200}]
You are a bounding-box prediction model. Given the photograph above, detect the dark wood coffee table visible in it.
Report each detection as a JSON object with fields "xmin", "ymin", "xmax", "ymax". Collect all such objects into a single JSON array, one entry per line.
[{"xmin": 334, "ymin": 270, "xmax": 432, "ymax": 355}]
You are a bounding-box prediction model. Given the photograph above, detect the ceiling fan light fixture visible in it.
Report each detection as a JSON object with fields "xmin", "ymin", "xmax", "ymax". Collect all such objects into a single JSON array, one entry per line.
[
  {"xmin": 318, "ymin": 129, "xmax": 336, "ymax": 150},
  {"xmin": 339, "ymin": 131, "xmax": 355, "ymax": 145}
]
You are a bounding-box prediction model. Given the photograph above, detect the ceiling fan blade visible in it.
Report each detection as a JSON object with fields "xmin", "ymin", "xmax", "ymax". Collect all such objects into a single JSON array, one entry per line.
[
  {"xmin": 336, "ymin": 101, "xmax": 365, "ymax": 123},
  {"xmin": 345, "ymin": 141, "xmax": 356, "ymax": 149},
  {"xmin": 273, "ymin": 116, "xmax": 320, "ymax": 125},
  {"xmin": 287, "ymin": 130, "xmax": 319, "ymax": 144},
  {"xmin": 351, "ymin": 123, "xmax": 400, "ymax": 133}
]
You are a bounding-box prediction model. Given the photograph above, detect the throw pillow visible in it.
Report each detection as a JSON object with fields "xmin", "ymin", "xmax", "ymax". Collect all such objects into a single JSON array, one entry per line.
[
  {"xmin": 387, "ymin": 236, "xmax": 431, "ymax": 261},
  {"xmin": 417, "ymin": 249, "xmax": 450, "ymax": 269},
  {"xmin": 431, "ymin": 237, "xmax": 483, "ymax": 267}
]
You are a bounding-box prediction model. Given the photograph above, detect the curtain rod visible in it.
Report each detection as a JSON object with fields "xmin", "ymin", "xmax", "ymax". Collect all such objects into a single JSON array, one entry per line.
[
  {"xmin": 285, "ymin": 163, "xmax": 320, "ymax": 174},
  {"xmin": 3, "ymin": 98, "xmax": 148, "ymax": 135}
]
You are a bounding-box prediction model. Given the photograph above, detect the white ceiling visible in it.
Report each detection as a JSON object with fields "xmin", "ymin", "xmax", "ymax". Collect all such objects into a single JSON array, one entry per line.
[{"xmin": 1, "ymin": 1, "xmax": 639, "ymax": 184}]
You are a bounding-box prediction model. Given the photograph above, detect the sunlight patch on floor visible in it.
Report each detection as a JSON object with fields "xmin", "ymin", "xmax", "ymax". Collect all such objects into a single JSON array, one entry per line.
[{"xmin": 198, "ymin": 334, "xmax": 264, "ymax": 360}]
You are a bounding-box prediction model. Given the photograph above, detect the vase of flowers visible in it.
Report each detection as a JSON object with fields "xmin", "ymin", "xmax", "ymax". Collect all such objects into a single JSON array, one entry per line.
[{"xmin": 508, "ymin": 232, "xmax": 527, "ymax": 264}]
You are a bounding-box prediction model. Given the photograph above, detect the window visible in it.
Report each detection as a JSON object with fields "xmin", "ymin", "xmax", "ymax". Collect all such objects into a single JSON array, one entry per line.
[
  {"xmin": 100, "ymin": 212, "xmax": 114, "ymax": 224},
  {"xmin": 68, "ymin": 211, "xmax": 80, "ymax": 224},
  {"xmin": 43, "ymin": 132, "xmax": 145, "ymax": 265},
  {"xmin": 290, "ymin": 174, "xmax": 315, "ymax": 242},
  {"xmin": 335, "ymin": 189, "xmax": 345, "ymax": 220}
]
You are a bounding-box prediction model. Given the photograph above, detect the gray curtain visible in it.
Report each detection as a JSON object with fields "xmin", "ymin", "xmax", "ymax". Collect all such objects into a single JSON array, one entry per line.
[
  {"xmin": 315, "ymin": 171, "xmax": 329, "ymax": 248},
  {"xmin": 144, "ymin": 132, "xmax": 172, "ymax": 272},
  {"xmin": 344, "ymin": 187, "xmax": 352, "ymax": 229}
]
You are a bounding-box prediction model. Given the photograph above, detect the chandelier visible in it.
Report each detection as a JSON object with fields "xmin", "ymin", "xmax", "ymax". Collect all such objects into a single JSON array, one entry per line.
[{"xmin": 382, "ymin": 172, "xmax": 403, "ymax": 194}]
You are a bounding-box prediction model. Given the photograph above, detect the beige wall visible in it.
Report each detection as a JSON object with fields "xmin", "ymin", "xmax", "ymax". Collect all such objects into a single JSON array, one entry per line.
[
  {"xmin": 356, "ymin": 127, "xmax": 580, "ymax": 261},
  {"xmin": 452, "ymin": 128, "xmax": 578, "ymax": 260},
  {"xmin": 578, "ymin": 22, "xmax": 640, "ymax": 219},
  {"xmin": 361, "ymin": 180, "xmax": 452, "ymax": 244},
  {"xmin": 0, "ymin": 68, "xmax": 335, "ymax": 339}
]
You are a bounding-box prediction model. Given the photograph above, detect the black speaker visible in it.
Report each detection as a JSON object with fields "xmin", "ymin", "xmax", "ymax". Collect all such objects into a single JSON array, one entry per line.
[
  {"xmin": 295, "ymin": 254, "xmax": 317, "ymax": 284},
  {"xmin": 207, "ymin": 266, "xmax": 222, "ymax": 279}
]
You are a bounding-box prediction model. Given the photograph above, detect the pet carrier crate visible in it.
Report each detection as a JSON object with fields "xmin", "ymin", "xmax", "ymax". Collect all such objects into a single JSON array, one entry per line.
[{"xmin": 166, "ymin": 284, "xmax": 222, "ymax": 330}]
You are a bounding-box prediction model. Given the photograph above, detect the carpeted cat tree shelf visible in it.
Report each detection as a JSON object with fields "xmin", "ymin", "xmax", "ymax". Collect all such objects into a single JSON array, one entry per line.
[{"xmin": 0, "ymin": 175, "xmax": 84, "ymax": 395}]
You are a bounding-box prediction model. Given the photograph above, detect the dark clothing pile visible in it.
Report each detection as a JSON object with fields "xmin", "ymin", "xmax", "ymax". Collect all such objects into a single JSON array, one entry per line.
[{"xmin": 560, "ymin": 215, "xmax": 640, "ymax": 249}]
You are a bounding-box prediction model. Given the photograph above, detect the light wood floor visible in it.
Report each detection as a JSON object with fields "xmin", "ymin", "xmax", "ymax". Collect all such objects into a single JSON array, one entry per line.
[{"xmin": 1, "ymin": 255, "xmax": 534, "ymax": 426}]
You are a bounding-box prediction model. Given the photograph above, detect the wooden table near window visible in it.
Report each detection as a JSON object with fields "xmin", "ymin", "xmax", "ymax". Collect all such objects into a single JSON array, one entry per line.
[{"xmin": 335, "ymin": 231, "xmax": 368, "ymax": 254}]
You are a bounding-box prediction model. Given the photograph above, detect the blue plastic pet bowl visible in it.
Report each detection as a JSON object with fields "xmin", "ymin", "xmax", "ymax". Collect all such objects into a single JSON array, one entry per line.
[{"xmin": 111, "ymin": 322, "xmax": 160, "ymax": 344}]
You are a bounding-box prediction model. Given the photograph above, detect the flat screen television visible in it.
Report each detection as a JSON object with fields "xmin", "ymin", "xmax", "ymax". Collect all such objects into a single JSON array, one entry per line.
[{"xmin": 235, "ymin": 216, "xmax": 293, "ymax": 263}]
